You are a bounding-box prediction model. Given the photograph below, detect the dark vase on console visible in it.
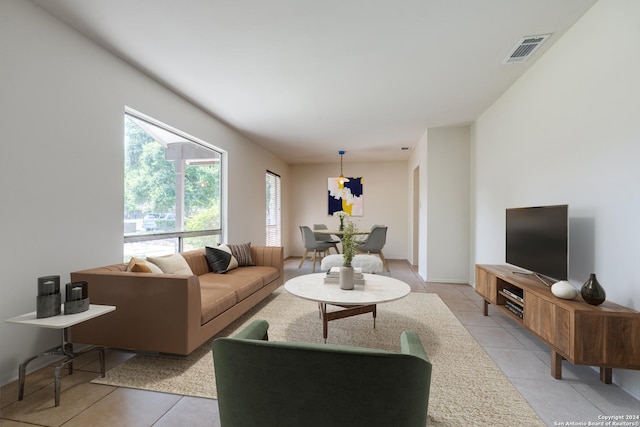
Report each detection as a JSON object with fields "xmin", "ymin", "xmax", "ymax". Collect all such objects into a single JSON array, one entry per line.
[{"xmin": 581, "ymin": 273, "xmax": 606, "ymax": 305}]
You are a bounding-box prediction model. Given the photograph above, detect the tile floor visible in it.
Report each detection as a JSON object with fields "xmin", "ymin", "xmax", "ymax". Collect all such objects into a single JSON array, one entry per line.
[{"xmin": 1, "ymin": 258, "xmax": 638, "ymax": 426}]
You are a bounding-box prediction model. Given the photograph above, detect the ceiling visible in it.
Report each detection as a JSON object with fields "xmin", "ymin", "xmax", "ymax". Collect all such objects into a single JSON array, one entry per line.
[{"xmin": 32, "ymin": 0, "xmax": 597, "ymax": 164}]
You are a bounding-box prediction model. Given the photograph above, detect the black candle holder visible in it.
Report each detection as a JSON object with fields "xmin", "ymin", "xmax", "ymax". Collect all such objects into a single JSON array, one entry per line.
[
  {"xmin": 64, "ymin": 281, "xmax": 90, "ymax": 314},
  {"xmin": 36, "ymin": 276, "xmax": 61, "ymax": 318}
]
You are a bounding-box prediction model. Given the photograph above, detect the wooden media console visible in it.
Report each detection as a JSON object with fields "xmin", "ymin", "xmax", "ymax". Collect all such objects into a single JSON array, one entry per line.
[{"xmin": 475, "ymin": 264, "xmax": 640, "ymax": 383}]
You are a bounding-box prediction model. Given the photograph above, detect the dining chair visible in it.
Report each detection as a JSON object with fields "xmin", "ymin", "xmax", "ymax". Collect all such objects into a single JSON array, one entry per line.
[
  {"xmin": 357, "ymin": 225, "xmax": 390, "ymax": 272},
  {"xmin": 313, "ymin": 224, "xmax": 340, "ymax": 254},
  {"xmin": 299, "ymin": 226, "xmax": 334, "ymax": 272}
]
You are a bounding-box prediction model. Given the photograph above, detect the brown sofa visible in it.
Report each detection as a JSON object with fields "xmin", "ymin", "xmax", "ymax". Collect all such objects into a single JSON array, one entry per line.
[{"xmin": 69, "ymin": 246, "xmax": 284, "ymax": 355}]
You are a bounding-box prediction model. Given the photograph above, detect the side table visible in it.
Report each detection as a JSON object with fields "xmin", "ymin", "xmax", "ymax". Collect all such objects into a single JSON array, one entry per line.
[{"xmin": 5, "ymin": 304, "xmax": 116, "ymax": 406}]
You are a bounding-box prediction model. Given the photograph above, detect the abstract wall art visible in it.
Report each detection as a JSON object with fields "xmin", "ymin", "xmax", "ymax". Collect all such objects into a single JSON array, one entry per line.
[{"xmin": 328, "ymin": 177, "xmax": 363, "ymax": 216}]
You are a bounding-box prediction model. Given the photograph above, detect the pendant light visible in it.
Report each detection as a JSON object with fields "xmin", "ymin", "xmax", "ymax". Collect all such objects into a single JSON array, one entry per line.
[{"xmin": 337, "ymin": 150, "xmax": 350, "ymax": 184}]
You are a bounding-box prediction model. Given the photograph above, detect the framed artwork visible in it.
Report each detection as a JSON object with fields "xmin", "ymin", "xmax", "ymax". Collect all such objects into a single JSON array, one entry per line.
[{"xmin": 328, "ymin": 177, "xmax": 363, "ymax": 216}]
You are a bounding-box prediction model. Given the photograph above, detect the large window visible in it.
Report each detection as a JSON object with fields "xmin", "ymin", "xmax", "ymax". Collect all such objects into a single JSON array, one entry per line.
[
  {"xmin": 124, "ymin": 110, "xmax": 223, "ymax": 260},
  {"xmin": 266, "ymin": 171, "xmax": 281, "ymax": 246}
]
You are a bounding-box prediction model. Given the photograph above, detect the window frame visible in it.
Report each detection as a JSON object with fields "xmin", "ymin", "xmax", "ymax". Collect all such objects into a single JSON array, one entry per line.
[
  {"xmin": 266, "ymin": 170, "xmax": 281, "ymax": 246},
  {"xmin": 123, "ymin": 107, "xmax": 224, "ymax": 258}
]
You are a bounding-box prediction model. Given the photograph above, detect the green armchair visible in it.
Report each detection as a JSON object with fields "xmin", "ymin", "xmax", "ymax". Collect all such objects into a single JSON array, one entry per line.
[{"xmin": 212, "ymin": 319, "xmax": 432, "ymax": 427}]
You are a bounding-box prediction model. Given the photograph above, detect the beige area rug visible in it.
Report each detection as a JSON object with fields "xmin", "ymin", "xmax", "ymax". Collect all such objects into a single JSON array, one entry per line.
[{"xmin": 93, "ymin": 289, "xmax": 544, "ymax": 426}]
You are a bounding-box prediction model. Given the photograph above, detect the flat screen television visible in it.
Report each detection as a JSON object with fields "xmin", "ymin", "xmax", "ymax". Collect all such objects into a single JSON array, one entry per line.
[{"xmin": 505, "ymin": 204, "xmax": 568, "ymax": 282}]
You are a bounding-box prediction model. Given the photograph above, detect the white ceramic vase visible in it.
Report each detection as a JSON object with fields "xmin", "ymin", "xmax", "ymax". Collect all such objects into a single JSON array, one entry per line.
[
  {"xmin": 339, "ymin": 265, "xmax": 354, "ymax": 290},
  {"xmin": 551, "ymin": 281, "xmax": 578, "ymax": 300}
]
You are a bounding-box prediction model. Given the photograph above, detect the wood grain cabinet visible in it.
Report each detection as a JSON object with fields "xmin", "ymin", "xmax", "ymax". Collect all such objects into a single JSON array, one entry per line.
[{"xmin": 475, "ymin": 264, "xmax": 640, "ymax": 383}]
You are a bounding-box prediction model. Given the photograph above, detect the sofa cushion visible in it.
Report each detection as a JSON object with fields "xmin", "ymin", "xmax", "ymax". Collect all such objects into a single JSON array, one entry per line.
[
  {"xmin": 126, "ymin": 257, "xmax": 163, "ymax": 274},
  {"xmin": 205, "ymin": 245, "xmax": 239, "ymax": 273},
  {"xmin": 200, "ymin": 284, "xmax": 238, "ymax": 325},
  {"xmin": 180, "ymin": 249, "xmax": 210, "ymax": 276},
  {"xmin": 226, "ymin": 266, "xmax": 280, "ymax": 287},
  {"xmin": 147, "ymin": 254, "xmax": 193, "ymax": 275},
  {"xmin": 200, "ymin": 271, "xmax": 263, "ymax": 302}
]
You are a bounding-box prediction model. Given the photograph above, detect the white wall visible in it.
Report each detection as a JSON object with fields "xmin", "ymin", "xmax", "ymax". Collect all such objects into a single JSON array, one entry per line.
[
  {"xmin": 409, "ymin": 126, "xmax": 471, "ymax": 283},
  {"xmin": 472, "ymin": 0, "xmax": 640, "ymax": 398},
  {"xmin": 409, "ymin": 132, "xmax": 428, "ymax": 278},
  {"xmin": 289, "ymin": 161, "xmax": 408, "ymax": 259},
  {"xmin": 426, "ymin": 127, "xmax": 470, "ymax": 283},
  {"xmin": 0, "ymin": 0, "xmax": 288, "ymax": 386}
]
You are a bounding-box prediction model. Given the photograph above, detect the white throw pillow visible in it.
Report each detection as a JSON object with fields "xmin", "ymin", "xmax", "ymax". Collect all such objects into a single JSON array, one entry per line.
[{"xmin": 147, "ymin": 254, "xmax": 193, "ymax": 275}]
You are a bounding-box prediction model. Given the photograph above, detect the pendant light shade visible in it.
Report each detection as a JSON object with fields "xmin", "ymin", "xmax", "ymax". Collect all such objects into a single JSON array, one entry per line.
[{"xmin": 337, "ymin": 150, "xmax": 350, "ymax": 184}]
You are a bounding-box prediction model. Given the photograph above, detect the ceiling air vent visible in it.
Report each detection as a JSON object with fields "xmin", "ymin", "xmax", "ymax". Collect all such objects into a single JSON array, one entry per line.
[{"xmin": 502, "ymin": 34, "xmax": 551, "ymax": 64}]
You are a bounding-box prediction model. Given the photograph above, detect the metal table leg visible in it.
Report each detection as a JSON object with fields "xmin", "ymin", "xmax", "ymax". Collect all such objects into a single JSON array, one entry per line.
[
  {"xmin": 17, "ymin": 327, "xmax": 107, "ymax": 407},
  {"xmin": 18, "ymin": 344, "xmax": 67, "ymax": 400}
]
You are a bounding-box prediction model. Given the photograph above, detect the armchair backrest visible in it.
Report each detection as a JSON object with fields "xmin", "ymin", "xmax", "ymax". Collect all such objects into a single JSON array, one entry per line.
[{"xmin": 212, "ymin": 320, "xmax": 432, "ymax": 427}]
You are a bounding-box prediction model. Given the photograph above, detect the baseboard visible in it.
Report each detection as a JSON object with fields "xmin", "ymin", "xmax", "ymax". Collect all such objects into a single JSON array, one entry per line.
[{"xmin": 425, "ymin": 278, "xmax": 471, "ymax": 285}]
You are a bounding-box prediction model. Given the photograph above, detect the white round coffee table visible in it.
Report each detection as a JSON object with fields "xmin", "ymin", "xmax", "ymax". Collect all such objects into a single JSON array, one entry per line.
[{"xmin": 284, "ymin": 273, "xmax": 410, "ymax": 342}]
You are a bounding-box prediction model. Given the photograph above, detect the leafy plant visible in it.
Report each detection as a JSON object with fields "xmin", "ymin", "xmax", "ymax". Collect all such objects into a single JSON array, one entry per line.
[{"xmin": 341, "ymin": 220, "xmax": 359, "ymax": 267}]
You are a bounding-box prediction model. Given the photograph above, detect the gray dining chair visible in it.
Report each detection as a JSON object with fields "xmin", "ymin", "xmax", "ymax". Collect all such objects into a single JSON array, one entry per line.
[
  {"xmin": 357, "ymin": 225, "xmax": 390, "ymax": 272},
  {"xmin": 313, "ymin": 224, "xmax": 340, "ymax": 254},
  {"xmin": 299, "ymin": 226, "xmax": 334, "ymax": 272}
]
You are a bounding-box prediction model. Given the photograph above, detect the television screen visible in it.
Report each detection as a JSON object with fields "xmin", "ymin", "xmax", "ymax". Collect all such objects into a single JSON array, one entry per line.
[{"xmin": 506, "ymin": 205, "xmax": 568, "ymax": 281}]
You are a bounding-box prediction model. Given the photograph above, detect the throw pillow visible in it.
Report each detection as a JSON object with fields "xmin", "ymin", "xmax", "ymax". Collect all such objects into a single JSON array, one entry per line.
[
  {"xmin": 225, "ymin": 242, "xmax": 255, "ymax": 267},
  {"xmin": 126, "ymin": 257, "xmax": 163, "ymax": 274},
  {"xmin": 205, "ymin": 245, "xmax": 239, "ymax": 273},
  {"xmin": 131, "ymin": 262, "xmax": 152, "ymax": 273},
  {"xmin": 147, "ymin": 254, "xmax": 193, "ymax": 275}
]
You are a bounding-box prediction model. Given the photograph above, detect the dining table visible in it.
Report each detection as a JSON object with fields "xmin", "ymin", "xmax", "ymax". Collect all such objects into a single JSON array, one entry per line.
[{"xmin": 315, "ymin": 229, "xmax": 370, "ymax": 239}]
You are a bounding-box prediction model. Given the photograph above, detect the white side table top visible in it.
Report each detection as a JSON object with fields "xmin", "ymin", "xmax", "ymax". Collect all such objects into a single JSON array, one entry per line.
[
  {"xmin": 5, "ymin": 304, "xmax": 116, "ymax": 329},
  {"xmin": 284, "ymin": 273, "xmax": 410, "ymax": 305}
]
